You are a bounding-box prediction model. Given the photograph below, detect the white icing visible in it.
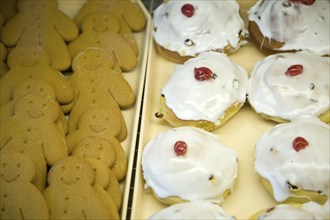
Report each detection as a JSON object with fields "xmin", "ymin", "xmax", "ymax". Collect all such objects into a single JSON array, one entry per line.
[
  {"xmin": 153, "ymin": 0, "xmax": 248, "ymax": 56},
  {"xmin": 257, "ymin": 202, "xmax": 330, "ymax": 219},
  {"xmin": 255, "ymin": 117, "xmax": 330, "ymax": 202},
  {"xmin": 149, "ymin": 201, "xmax": 236, "ymax": 220},
  {"xmin": 248, "ymin": 50, "xmax": 329, "ymax": 121},
  {"xmin": 248, "ymin": 0, "xmax": 330, "ymax": 55},
  {"xmin": 162, "ymin": 51, "xmax": 248, "ymax": 124},
  {"xmin": 142, "ymin": 126, "xmax": 238, "ymax": 204}
]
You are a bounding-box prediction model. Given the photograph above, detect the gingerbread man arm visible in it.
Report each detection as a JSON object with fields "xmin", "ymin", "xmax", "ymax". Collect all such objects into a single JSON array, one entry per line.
[
  {"xmin": 42, "ymin": 129, "xmax": 68, "ymax": 166},
  {"xmin": 107, "ymin": 70, "xmax": 135, "ymax": 109},
  {"xmin": 53, "ymin": 11, "xmax": 79, "ymax": 42},
  {"xmin": 0, "ymin": 15, "xmax": 24, "ymax": 47}
]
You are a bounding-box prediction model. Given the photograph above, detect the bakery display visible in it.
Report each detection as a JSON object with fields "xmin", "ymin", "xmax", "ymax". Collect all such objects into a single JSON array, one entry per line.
[
  {"xmin": 0, "ymin": 0, "xmax": 148, "ymax": 219},
  {"xmin": 255, "ymin": 117, "xmax": 329, "ymax": 204},
  {"xmin": 152, "ymin": 0, "xmax": 249, "ymax": 63},
  {"xmin": 156, "ymin": 51, "xmax": 249, "ymax": 131},
  {"xmin": 1, "ymin": 0, "xmax": 330, "ymax": 219},
  {"xmin": 248, "ymin": 50, "xmax": 329, "ymax": 123},
  {"xmin": 149, "ymin": 201, "xmax": 236, "ymax": 220},
  {"xmin": 142, "ymin": 126, "xmax": 238, "ymax": 205},
  {"xmin": 248, "ymin": 0, "xmax": 330, "ymax": 55},
  {"xmin": 249, "ymin": 201, "xmax": 329, "ymax": 220}
]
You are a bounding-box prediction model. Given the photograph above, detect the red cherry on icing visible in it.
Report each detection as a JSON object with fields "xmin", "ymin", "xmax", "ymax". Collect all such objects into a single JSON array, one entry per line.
[
  {"xmin": 285, "ymin": 64, "xmax": 304, "ymax": 76},
  {"xmin": 181, "ymin": 4, "xmax": 195, "ymax": 18},
  {"xmin": 174, "ymin": 141, "xmax": 188, "ymax": 156},
  {"xmin": 292, "ymin": 136, "xmax": 309, "ymax": 152},
  {"xmin": 194, "ymin": 67, "xmax": 216, "ymax": 81},
  {"xmin": 290, "ymin": 0, "xmax": 316, "ymax": 5},
  {"xmin": 301, "ymin": 0, "xmax": 316, "ymax": 5}
]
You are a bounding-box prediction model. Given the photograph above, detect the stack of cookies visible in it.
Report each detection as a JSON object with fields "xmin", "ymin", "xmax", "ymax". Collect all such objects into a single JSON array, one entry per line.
[{"xmin": 0, "ymin": 0, "xmax": 146, "ymax": 219}]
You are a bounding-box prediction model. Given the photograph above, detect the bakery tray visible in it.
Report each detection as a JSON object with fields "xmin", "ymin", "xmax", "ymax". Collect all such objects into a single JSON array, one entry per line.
[
  {"xmin": 58, "ymin": 1, "xmax": 152, "ymax": 219},
  {"xmin": 129, "ymin": 0, "xmax": 282, "ymax": 219}
]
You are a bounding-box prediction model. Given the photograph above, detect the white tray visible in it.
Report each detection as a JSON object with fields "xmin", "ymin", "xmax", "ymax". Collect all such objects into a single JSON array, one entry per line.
[
  {"xmin": 130, "ymin": 1, "xmax": 281, "ymax": 219},
  {"xmin": 57, "ymin": 1, "xmax": 152, "ymax": 219}
]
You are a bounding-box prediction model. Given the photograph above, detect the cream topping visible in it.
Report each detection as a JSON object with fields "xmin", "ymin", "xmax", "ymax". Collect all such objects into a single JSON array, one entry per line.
[
  {"xmin": 153, "ymin": 0, "xmax": 248, "ymax": 56},
  {"xmin": 142, "ymin": 126, "xmax": 238, "ymax": 204},
  {"xmin": 149, "ymin": 201, "xmax": 236, "ymax": 219},
  {"xmin": 248, "ymin": 0, "xmax": 330, "ymax": 55},
  {"xmin": 257, "ymin": 202, "xmax": 329, "ymax": 219},
  {"xmin": 255, "ymin": 117, "xmax": 330, "ymax": 202},
  {"xmin": 162, "ymin": 52, "xmax": 248, "ymax": 124},
  {"xmin": 248, "ymin": 51, "xmax": 329, "ymax": 121}
]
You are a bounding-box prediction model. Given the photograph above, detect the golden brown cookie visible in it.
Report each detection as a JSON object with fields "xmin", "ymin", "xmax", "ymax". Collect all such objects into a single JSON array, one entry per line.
[
  {"xmin": 0, "ymin": 0, "xmax": 78, "ymax": 71},
  {"xmin": 0, "ymin": 78, "xmax": 68, "ymax": 135},
  {"xmin": 74, "ymin": 0, "xmax": 147, "ymax": 55},
  {"xmin": 86, "ymin": 158, "xmax": 121, "ymax": 216},
  {"xmin": 66, "ymin": 107, "xmax": 123, "ymax": 151},
  {"xmin": 0, "ymin": 45, "xmax": 74, "ymax": 105},
  {"xmin": 0, "ymin": 152, "xmax": 49, "ymax": 219},
  {"xmin": 68, "ymin": 12, "xmax": 137, "ymax": 72},
  {"xmin": 43, "ymin": 156, "xmax": 116, "ymax": 219},
  {"xmin": 66, "ymin": 131, "xmax": 127, "ymax": 182},
  {"xmin": 69, "ymin": 47, "xmax": 135, "ymax": 110},
  {"xmin": 70, "ymin": 136, "xmax": 123, "ymax": 209},
  {"xmin": 0, "ymin": 93, "xmax": 68, "ymax": 190},
  {"xmin": 67, "ymin": 48, "xmax": 133, "ymax": 140}
]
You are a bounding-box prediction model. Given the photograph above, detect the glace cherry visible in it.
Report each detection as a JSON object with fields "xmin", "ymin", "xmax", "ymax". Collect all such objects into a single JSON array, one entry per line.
[
  {"xmin": 181, "ymin": 4, "xmax": 195, "ymax": 18},
  {"xmin": 290, "ymin": 0, "xmax": 316, "ymax": 5},
  {"xmin": 285, "ymin": 64, "xmax": 304, "ymax": 76},
  {"xmin": 194, "ymin": 67, "xmax": 216, "ymax": 81},
  {"xmin": 174, "ymin": 141, "xmax": 188, "ymax": 156},
  {"xmin": 292, "ymin": 136, "xmax": 309, "ymax": 152}
]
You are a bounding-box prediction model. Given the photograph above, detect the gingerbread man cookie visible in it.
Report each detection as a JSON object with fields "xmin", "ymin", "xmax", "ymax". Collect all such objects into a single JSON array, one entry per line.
[
  {"xmin": 66, "ymin": 107, "xmax": 126, "ymax": 149},
  {"xmin": 0, "ymin": 45, "xmax": 74, "ymax": 106},
  {"xmin": 68, "ymin": 12, "xmax": 137, "ymax": 72},
  {"xmin": 0, "ymin": 0, "xmax": 78, "ymax": 71},
  {"xmin": 0, "ymin": 93, "xmax": 68, "ymax": 190},
  {"xmin": 70, "ymin": 136, "xmax": 124, "ymax": 208},
  {"xmin": 0, "ymin": 152, "xmax": 49, "ymax": 219},
  {"xmin": 67, "ymin": 48, "xmax": 133, "ymax": 139},
  {"xmin": 74, "ymin": 0, "xmax": 147, "ymax": 55},
  {"xmin": 75, "ymin": 0, "xmax": 146, "ymax": 32},
  {"xmin": 0, "ymin": 78, "xmax": 68, "ymax": 135},
  {"xmin": 43, "ymin": 156, "xmax": 116, "ymax": 219},
  {"xmin": 80, "ymin": 157, "xmax": 121, "ymax": 216}
]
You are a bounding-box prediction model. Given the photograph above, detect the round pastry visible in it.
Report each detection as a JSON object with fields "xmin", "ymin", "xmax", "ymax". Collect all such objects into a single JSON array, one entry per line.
[
  {"xmin": 152, "ymin": 0, "xmax": 249, "ymax": 63},
  {"xmin": 149, "ymin": 201, "xmax": 236, "ymax": 220},
  {"xmin": 156, "ymin": 51, "xmax": 248, "ymax": 131},
  {"xmin": 249, "ymin": 201, "xmax": 329, "ymax": 220},
  {"xmin": 141, "ymin": 126, "xmax": 238, "ymax": 205},
  {"xmin": 247, "ymin": 50, "xmax": 329, "ymax": 123},
  {"xmin": 254, "ymin": 117, "xmax": 330, "ymax": 204},
  {"xmin": 248, "ymin": 0, "xmax": 330, "ymax": 55}
]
